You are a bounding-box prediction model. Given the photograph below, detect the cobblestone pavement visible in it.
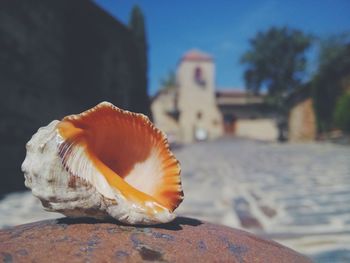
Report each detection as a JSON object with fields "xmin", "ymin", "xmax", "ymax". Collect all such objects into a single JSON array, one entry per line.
[
  {"xmin": 1, "ymin": 138, "xmax": 350, "ymax": 261},
  {"xmin": 174, "ymin": 138, "xmax": 350, "ymax": 261}
]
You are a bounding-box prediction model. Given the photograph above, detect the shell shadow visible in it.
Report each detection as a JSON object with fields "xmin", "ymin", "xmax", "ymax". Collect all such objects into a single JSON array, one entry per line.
[
  {"xmin": 151, "ymin": 216, "xmax": 203, "ymax": 231},
  {"xmin": 55, "ymin": 216, "xmax": 202, "ymax": 231}
]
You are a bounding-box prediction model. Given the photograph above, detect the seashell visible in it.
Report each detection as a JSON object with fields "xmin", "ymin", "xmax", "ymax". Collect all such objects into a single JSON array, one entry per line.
[{"xmin": 22, "ymin": 102, "xmax": 183, "ymax": 225}]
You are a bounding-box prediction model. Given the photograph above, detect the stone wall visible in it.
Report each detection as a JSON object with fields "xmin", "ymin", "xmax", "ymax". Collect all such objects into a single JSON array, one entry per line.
[
  {"xmin": 236, "ymin": 119, "xmax": 278, "ymax": 141},
  {"xmin": 288, "ymin": 98, "xmax": 316, "ymax": 142},
  {"xmin": 0, "ymin": 0, "xmax": 150, "ymax": 195}
]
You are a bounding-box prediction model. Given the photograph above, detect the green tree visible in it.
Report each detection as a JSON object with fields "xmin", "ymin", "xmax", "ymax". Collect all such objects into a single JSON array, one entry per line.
[
  {"xmin": 129, "ymin": 5, "xmax": 147, "ymax": 73},
  {"xmin": 128, "ymin": 5, "xmax": 151, "ymax": 117},
  {"xmin": 311, "ymin": 33, "xmax": 350, "ymax": 133},
  {"xmin": 160, "ymin": 70, "xmax": 176, "ymax": 90},
  {"xmin": 241, "ymin": 27, "xmax": 312, "ymax": 100},
  {"xmin": 334, "ymin": 93, "xmax": 350, "ymax": 133},
  {"xmin": 241, "ymin": 26, "xmax": 312, "ymax": 140},
  {"xmin": 318, "ymin": 32, "xmax": 350, "ymax": 67}
]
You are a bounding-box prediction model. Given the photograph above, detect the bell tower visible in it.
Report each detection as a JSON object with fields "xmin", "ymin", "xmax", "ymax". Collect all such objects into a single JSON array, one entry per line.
[{"xmin": 177, "ymin": 50, "xmax": 223, "ymax": 143}]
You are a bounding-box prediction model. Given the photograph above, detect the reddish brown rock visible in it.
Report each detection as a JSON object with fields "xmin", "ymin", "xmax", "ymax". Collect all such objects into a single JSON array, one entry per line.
[{"xmin": 0, "ymin": 217, "xmax": 311, "ymax": 263}]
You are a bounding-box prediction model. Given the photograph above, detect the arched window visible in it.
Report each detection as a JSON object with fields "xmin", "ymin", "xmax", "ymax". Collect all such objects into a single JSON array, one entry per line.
[{"xmin": 194, "ymin": 67, "xmax": 206, "ymax": 87}]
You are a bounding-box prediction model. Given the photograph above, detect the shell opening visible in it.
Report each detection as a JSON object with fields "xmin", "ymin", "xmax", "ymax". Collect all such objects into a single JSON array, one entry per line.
[{"xmin": 57, "ymin": 103, "xmax": 183, "ymax": 212}]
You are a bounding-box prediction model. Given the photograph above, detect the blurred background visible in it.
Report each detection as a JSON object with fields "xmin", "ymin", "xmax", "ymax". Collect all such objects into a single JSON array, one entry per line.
[{"xmin": 0, "ymin": 0, "xmax": 350, "ymax": 262}]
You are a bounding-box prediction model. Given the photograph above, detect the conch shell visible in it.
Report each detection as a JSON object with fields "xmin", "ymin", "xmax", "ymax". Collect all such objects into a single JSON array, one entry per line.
[{"xmin": 22, "ymin": 102, "xmax": 183, "ymax": 225}]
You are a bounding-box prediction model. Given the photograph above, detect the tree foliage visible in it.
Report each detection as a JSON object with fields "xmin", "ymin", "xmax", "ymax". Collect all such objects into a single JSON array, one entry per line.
[
  {"xmin": 241, "ymin": 27, "xmax": 312, "ymax": 101},
  {"xmin": 129, "ymin": 5, "xmax": 147, "ymax": 73},
  {"xmin": 128, "ymin": 5, "xmax": 151, "ymax": 117},
  {"xmin": 160, "ymin": 70, "xmax": 176, "ymax": 90},
  {"xmin": 334, "ymin": 93, "xmax": 350, "ymax": 133},
  {"xmin": 318, "ymin": 32, "xmax": 350, "ymax": 67},
  {"xmin": 311, "ymin": 33, "xmax": 350, "ymax": 133}
]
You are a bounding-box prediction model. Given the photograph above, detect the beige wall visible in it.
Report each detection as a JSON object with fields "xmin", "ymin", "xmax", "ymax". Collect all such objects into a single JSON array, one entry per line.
[
  {"xmin": 177, "ymin": 60, "xmax": 223, "ymax": 143},
  {"xmin": 151, "ymin": 89, "xmax": 180, "ymax": 141},
  {"xmin": 236, "ymin": 119, "xmax": 278, "ymax": 141},
  {"xmin": 288, "ymin": 98, "xmax": 316, "ymax": 142},
  {"xmin": 151, "ymin": 101, "xmax": 179, "ymax": 135}
]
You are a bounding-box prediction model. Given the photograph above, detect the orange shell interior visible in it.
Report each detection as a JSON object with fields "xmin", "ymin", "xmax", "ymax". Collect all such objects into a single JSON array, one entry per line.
[{"xmin": 57, "ymin": 103, "xmax": 183, "ymax": 212}]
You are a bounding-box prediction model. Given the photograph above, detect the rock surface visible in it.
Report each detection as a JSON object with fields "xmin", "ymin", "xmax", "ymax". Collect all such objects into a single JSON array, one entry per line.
[{"xmin": 0, "ymin": 217, "xmax": 311, "ymax": 263}]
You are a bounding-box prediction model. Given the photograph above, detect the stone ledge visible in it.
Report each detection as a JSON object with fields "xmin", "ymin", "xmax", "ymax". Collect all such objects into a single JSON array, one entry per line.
[{"xmin": 0, "ymin": 217, "xmax": 311, "ymax": 262}]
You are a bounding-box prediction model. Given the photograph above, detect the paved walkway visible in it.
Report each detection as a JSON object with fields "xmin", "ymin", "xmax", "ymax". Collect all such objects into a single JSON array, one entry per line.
[
  {"xmin": 175, "ymin": 138, "xmax": 350, "ymax": 259},
  {"xmin": 1, "ymin": 138, "xmax": 349, "ymax": 261}
]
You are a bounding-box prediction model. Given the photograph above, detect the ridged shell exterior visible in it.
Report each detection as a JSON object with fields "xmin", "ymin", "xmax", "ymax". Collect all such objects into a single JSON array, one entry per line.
[{"xmin": 22, "ymin": 102, "xmax": 183, "ymax": 225}]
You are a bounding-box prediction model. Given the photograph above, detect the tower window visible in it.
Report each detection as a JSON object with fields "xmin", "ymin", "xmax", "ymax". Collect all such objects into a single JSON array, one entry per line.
[
  {"xmin": 197, "ymin": 111, "xmax": 202, "ymax": 120},
  {"xmin": 194, "ymin": 67, "xmax": 206, "ymax": 87}
]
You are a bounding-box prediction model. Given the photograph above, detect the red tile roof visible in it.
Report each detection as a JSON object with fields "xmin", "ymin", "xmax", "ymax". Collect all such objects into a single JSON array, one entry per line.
[{"xmin": 181, "ymin": 49, "xmax": 213, "ymax": 62}]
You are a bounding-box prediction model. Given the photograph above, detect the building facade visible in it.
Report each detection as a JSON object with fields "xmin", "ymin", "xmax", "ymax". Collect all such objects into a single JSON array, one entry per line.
[
  {"xmin": 176, "ymin": 50, "xmax": 223, "ymax": 143},
  {"xmin": 151, "ymin": 50, "xmax": 278, "ymax": 144},
  {"xmin": 216, "ymin": 90, "xmax": 278, "ymax": 141}
]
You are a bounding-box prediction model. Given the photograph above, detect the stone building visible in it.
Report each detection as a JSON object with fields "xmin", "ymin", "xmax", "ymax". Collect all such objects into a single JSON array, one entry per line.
[
  {"xmin": 216, "ymin": 90, "xmax": 278, "ymax": 141},
  {"xmin": 151, "ymin": 50, "xmax": 278, "ymax": 144},
  {"xmin": 152, "ymin": 50, "xmax": 223, "ymax": 144},
  {"xmin": 287, "ymin": 85, "xmax": 317, "ymax": 142},
  {"xmin": 0, "ymin": 0, "xmax": 150, "ymax": 195}
]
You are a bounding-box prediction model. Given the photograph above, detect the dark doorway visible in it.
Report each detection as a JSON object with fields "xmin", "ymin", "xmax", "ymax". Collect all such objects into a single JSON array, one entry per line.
[{"xmin": 223, "ymin": 113, "xmax": 237, "ymax": 134}]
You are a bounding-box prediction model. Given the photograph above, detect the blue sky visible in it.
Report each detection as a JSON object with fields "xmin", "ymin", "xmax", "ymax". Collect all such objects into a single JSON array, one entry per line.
[{"xmin": 94, "ymin": 0, "xmax": 350, "ymax": 95}]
